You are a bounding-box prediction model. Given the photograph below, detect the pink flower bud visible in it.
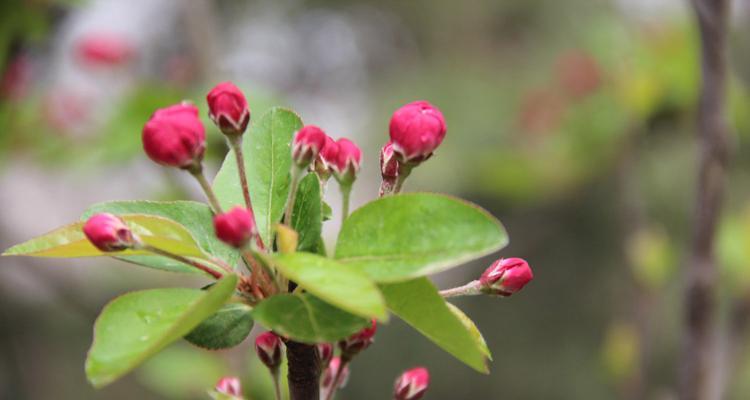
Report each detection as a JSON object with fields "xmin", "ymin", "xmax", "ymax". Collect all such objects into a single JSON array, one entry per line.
[
  {"xmin": 213, "ymin": 207, "xmax": 257, "ymax": 248},
  {"xmin": 76, "ymin": 33, "xmax": 135, "ymax": 67},
  {"xmin": 215, "ymin": 376, "xmax": 242, "ymax": 397},
  {"xmin": 206, "ymin": 82, "xmax": 250, "ymax": 136},
  {"xmin": 380, "ymin": 141, "xmax": 399, "ymax": 179},
  {"xmin": 255, "ymin": 331, "xmax": 282, "ymax": 370},
  {"xmin": 389, "ymin": 101, "xmax": 446, "ymax": 163},
  {"xmin": 479, "ymin": 257, "xmax": 534, "ymax": 296},
  {"xmin": 330, "ymin": 138, "xmax": 362, "ymax": 185},
  {"xmin": 339, "ymin": 319, "xmax": 376, "ymax": 357},
  {"xmin": 142, "ymin": 103, "xmax": 206, "ymax": 169},
  {"xmin": 394, "ymin": 367, "xmax": 430, "ymax": 400},
  {"xmin": 321, "ymin": 357, "xmax": 350, "ymax": 391},
  {"xmin": 83, "ymin": 213, "xmax": 136, "ymax": 252},
  {"xmin": 293, "ymin": 125, "xmax": 329, "ymax": 168},
  {"xmin": 317, "ymin": 343, "xmax": 334, "ymax": 368}
]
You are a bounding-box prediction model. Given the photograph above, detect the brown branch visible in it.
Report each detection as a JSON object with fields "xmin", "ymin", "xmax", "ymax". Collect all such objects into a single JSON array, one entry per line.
[
  {"xmin": 286, "ymin": 341, "xmax": 321, "ymax": 400},
  {"xmin": 680, "ymin": 1, "xmax": 732, "ymax": 399}
]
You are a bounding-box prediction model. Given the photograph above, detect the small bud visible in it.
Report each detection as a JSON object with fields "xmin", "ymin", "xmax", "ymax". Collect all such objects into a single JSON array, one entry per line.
[
  {"xmin": 313, "ymin": 135, "xmax": 338, "ymax": 182},
  {"xmin": 389, "ymin": 101, "xmax": 446, "ymax": 163},
  {"xmin": 292, "ymin": 125, "xmax": 329, "ymax": 169},
  {"xmin": 83, "ymin": 213, "xmax": 136, "ymax": 252},
  {"xmin": 330, "ymin": 138, "xmax": 362, "ymax": 185},
  {"xmin": 213, "ymin": 207, "xmax": 257, "ymax": 248},
  {"xmin": 393, "ymin": 367, "xmax": 430, "ymax": 400},
  {"xmin": 215, "ymin": 376, "xmax": 242, "ymax": 397},
  {"xmin": 380, "ymin": 141, "xmax": 399, "ymax": 179},
  {"xmin": 142, "ymin": 102, "xmax": 206, "ymax": 169},
  {"xmin": 479, "ymin": 257, "xmax": 533, "ymax": 296},
  {"xmin": 255, "ymin": 331, "xmax": 283, "ymax": 370},
  {"xmin": 206, "ymin": 82, "xmax": 250, "ymax": 136},
  {"xmin": 339, "ymin": 319, "xmax": 376, "ymax": 357},
  {"xmin": 317, "ymin": 343, "xmax": 334, "ymax": 368},
  {"xmin": 321, "ymin": 357, "xmax": 350, "ymax": 391},
  {"xmin": 76, "ymin": 32, "xmax": 135, "ymax": 67}
]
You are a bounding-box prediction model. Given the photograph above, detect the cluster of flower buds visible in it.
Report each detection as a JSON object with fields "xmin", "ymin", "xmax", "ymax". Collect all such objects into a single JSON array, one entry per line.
[
  {"xmin": 213, "ymin": 207, "xmax": 258, "ymax": 249},
  {"xmin": 321, "ymin": 357, "xmax": 350, "ymax": 396},
  {"xmin": 379, "ymin": 100, "xmax": 446, "ymax": 195},
  {"xmin": 339, "ymin": 319, "xmax": 376, "ymax": 359},
  {"xmin": 207, "ymin": 82, "xmax": 251, "ymax": 137},
  {"xmin": 83, "ymin": 213, "xmax": 137, "ymax": 252},
  {"xmin": 255, "ymin": 331, "xmax": 283, "ymax": 371},
  {"xmin": 215, "ymin": 376, "xmax": 243, "ymax": 398},
  {"xmin": 393, "ymin": 367, "xmax": 430, "ymax": 400},
  {"xmin": 479, "ymin": 258, "xmax": 534, "ymax": 297}
]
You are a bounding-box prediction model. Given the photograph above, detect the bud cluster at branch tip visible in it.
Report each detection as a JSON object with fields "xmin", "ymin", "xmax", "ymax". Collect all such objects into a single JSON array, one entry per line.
[
  {"xmin": 206, "ymin": 82, "xmax": 250, "ymax": 137},
  {"xmin": 83, "ymin": 213, "xmax": 137, "ymax": 252},
  {"xmin": 255, "ymin": 331, "xmax": 283, "ymax": 370},
  {"xmin": 393, "ymin": 367, "xmax": 430, "ymax": 400},
  {"xmin": 339, "ymin": 319, "xmax": 376, "ymax": 358},
  {"xmin": 215, "ymin": 376, "xmax": 242, "ymax": 397},
  {"xmin": 142, "ymin": 102, "xmax": 206, "ymax": 170},
  {"xmin": 479, "ymin": 257, "xmax": 534, "ymax": 296},
  {"xmin": 213, "ymin": 207, "xmax": 257, "ymax": 248}
]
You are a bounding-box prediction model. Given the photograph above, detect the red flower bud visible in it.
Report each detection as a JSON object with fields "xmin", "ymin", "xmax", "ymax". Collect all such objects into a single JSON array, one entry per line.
[
  {"xmin": 317, "ymin": 343, "xmax": 334, "ymax": 368},
  {"xmin": 389, "ymin": 101, "xmax": 446, "ymax": 163},
  {"xmin": 215, "ymin": 376, "xmax": 242, "ymax": 397},
  {"xmin": 83, "ymin": 213, "xmax": 136, "ymax": 252},
  {"xmin": 213, "ymin": 207, "xmax": 257, "ymax": 248},
  {"xmin": 479, "ymin": 257, "xmax": 533, "ymax": 296},
  {"xmin": 292, "ymin": 125, "xmax": 329, "ymax": 168},
  {"xmin": 255, "ymin": 331, "xmax": 282, "ymax": 370},
  {"xmin": 394, "ymin": 367, "xmax": 430, "ymax": 400},
  {"xmin": 380, "ymin": 141, "xmax": 399, "ymax": 179},
  {"xmin": 329, "ymin": 138, "xmax": 362, "ymax": 185},
  {"xmin": 142, "ymin": 103, "xmax": 206, "ymax": 169},
  {"xmin": 206, "ymin": 82, "xmax": 250, "ymax": 136},
  {"xmin": 321, "ymin": 357, "xmax": 350, "ymax": 391},
  {"xmin": 339, "ymin": 319, "xmax": 376, "ymax": 357}
]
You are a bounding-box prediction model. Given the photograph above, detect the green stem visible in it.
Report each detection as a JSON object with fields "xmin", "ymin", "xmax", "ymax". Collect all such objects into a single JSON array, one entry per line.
[
  {"xmin": 340, "ymin": 185, "xmax": 352, "ymax": 225},
  {"xmin": 272, "ymin": 369, "xmax": 283, "ymax": 400},
  {"xmin": 393, "ymin": 163, "xmax": 414, "ymax": 194},
  {"xmin": 141, "ymin": 244, "xmax": 223, "ymax": 279},
  {"xmin": 229, "ymin": 135, "xmax": 267, "ymax": 251},
  {"xmin": 284, "ymin": 165, "xmax": 304, "ymax": 226},
  {"xmin": 188, "ymin": 165, "xmax": 224, "ymax": 215},
  {"xmin": 439, "ymin": 280, "xmax": 482, "ymax": 298}
]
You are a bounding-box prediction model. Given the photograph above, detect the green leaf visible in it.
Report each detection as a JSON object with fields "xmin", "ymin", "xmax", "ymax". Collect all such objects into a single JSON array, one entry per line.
[
  {"xmin": 213, "ymin": 108, "xmax": 303, "ymax": 246},
  {"xmin": 267, "ymin": 252, "xmax": 387, "ymax": 320},
  {"xmin": 184, "ymin": 303, "xmax": 254, "ymax": 350},
  {"xmin": 322, "ymin": 201, "xmax": 333, "ymax": 222},
  {"xmin": 85, "ymin": 274, "xmax": 238, "ymax": 388},
  {"xmin": 83, "ymin": 200, "xmax": 239, "ymax": 273},
  {"xmin": 291, "ymin": 174, "xmax": 322, "ymax": 253},
  {"xmin": 446, "ymin": 303, "xmax": 492, "ymax": 360},
  {"xmin": 380, "ymin": 278, "xmax": 490, "ymax": 373},
  {"xmin": 252, "ymin": 294, "xmax": 368, "ymax": 343},
  {"xmin": 335, "ymin": 193, "xmax": 508, "ymax": 282},
  {"xmin": 3, "ymin": 214, "xmax": 220, "ymax": 276}
]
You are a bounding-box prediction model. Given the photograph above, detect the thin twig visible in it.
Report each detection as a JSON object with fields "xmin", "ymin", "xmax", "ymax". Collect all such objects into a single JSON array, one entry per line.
[{"xmin": 680, "ymin": 1, "xmax": 731, "ymax": 399}]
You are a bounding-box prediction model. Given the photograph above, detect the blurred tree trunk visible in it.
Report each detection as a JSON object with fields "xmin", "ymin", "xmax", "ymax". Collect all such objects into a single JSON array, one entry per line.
[
  {"xmin": 286, "ymin": 341, "xmax": 321, "ymax": 400},
  {"xmin": 679, "ymin": 1, "xmax": 731, "ymax": 399}
]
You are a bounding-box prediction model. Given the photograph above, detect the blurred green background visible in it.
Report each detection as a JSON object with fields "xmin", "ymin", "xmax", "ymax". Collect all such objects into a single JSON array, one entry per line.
[{"xmin": 1, "ymin": 0, "xmax": 750, "ymax": 399}]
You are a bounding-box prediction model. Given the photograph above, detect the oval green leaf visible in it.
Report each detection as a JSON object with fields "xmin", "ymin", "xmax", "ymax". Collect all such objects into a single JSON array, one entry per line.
[
  {"xmin": 335, "ymin": 193, "xmax": 508, "ymax": 282},
  {"xmin": 213, "ymin": 108, "xmax": 302, "ymax": 246},
  {"xmin": 252, "ymin": 294, "xmax": 369, "ymax": 343},
  {"xmin": 291, "ymin": 173, "xmax": 322, "ymax": 253},
  {"xmin": 380, "ymin": 278, "xmax": 490, "ymax": 373},
  {"xmin": 267, "ymin": 252, "xmax": 387, "ymax": 320},
  {"xmin": 446, "ymin": 303, "xmax": 492, "ymax": 360},
  {"xmin": 85, "ymin": 274, "xmax": 238, "ymax": 388},
  {"xmin": 184, "ymin": 303, "xmax": 254, "ymax": 350}
]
